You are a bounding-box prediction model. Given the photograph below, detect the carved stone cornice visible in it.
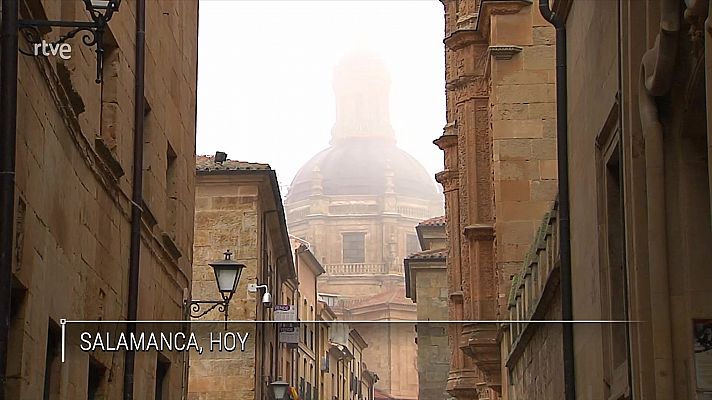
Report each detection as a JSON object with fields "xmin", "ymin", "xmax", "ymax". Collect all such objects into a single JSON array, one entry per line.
[
  {"xmin": 434, "ymin": 132, "xmax": 458, "ymax": 150},
  {"xmin": 477, "ymin": 0, "xmax": 533, "ymax": 39},
  {"xmin": 463, "ymin": 224, "xmax": 495, "ymax": 241},
  {"xmin": 489, "ymin": 45, "xmax": 523, "ymax": 60},
  {"xmin": 444, "ymin": 28, "xmax": 486, "ymax": 50},
  {"xmin": 449, "ymin": 291, "xmax": 464, "ymax": 303},
  {"xmin": 446, "ymin": 369, "xmax": 481, "ymax": 400},
  {"xmin": 443, "ymin": 121, "xmax": 458, "ymax": 135},
  {"xmin": 436, "ymin": 169, "xmax": 460, "ymax": 192},
  {"xmin": 460, "ymin": 322, "xmax": 502, "ymax": 392}
]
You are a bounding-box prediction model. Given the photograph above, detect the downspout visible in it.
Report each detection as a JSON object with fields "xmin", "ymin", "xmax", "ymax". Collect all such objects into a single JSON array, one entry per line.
[
  {"xmin": 537, "ymin": 2, "xmax": 574, "ymax": 400},
  {"xmin": 638, "ymin": 0, "xmax": 679, "ymax": 396},
  {"xmin": 293, "ymin": 247, "xmax": 299, "ymax": 387},
  {"xmin": 0, "ymin": 0, "xmax": 19, "ymax": 398},
  {"xmin": 123, "ymin": 0, "xmax": 147, "ymax": 398}
]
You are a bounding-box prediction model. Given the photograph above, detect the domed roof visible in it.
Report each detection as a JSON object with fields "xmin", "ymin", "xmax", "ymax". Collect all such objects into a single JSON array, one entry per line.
[
  {"xmin": 286, "ymin": 49, "xmax": 440, "ymax": 204},
  {"xmin": 285, "ymin": 139, "xmax": 440, "ymax": 203}
]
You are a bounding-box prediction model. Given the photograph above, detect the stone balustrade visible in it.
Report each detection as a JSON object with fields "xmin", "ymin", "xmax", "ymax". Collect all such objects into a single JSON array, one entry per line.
[{"xmin": 323, "ymin": 263, "xmax": 388, "ymax": 275}]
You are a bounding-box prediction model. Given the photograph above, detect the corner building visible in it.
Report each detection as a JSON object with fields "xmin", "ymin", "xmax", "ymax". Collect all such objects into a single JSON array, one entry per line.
[
  {"xmin": 189, "ymin": 156, "xmax": 296, "ymax": 400},
  {"xmin": 437, "ymin": 0, "xmax": 557, "ymax": 398},
  {"xmin": 285, "ymin": 51, "xmax": 443, "ymax": 400}
]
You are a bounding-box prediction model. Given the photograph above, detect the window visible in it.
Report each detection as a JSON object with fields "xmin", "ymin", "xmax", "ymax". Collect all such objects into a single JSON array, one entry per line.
[
  {"xmin": 88, "ymin": 357, "xmax": 106, "ymax": 399},
  {"xmin": 43, "ymin": 321, "xmax": 61, "ymax": 400},
  {"xmin": 406, "ymin": 233, "xmax": 420, "ymax": 255},
  {"xmin": 342, "ymin": 233, "xmax": 365, "ymax": 263},
  {"xmin": 155, "ymin": 354, "xmax": 170, "ymax": 400},
  {"xmin": 596, "ymin": 109, "xmax": 630, "ymax": 400}
]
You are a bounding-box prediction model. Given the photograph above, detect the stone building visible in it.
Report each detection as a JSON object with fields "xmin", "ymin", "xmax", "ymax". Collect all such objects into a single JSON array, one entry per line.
[
  {"xmin": 436, "ymin": 0, "xmax": 557, "ymax": 398},
  {"xmin": 2, "ymin": 1, "xmax": 198, "ymax": 398},
  {"xmin": 505, "ymin": 0, "xmax": 712, "ymax": 399},
  {"xmin": 317, "ymin": 300, "xmax": 377, "ymax": 400},
  {"xmin": 291, "ymin": 242, "xmax": 324, "ymax": 400},
  {"xmin": 404, "ymin": 216, "xmax": 450, "ymax": 400},
  {"xmin": 285, "ymin": 50, "xmax": 443, "ymax": 400},
  {"xmin": 188, "ymin": 155, "xmax": 296, "ymax": 400}
]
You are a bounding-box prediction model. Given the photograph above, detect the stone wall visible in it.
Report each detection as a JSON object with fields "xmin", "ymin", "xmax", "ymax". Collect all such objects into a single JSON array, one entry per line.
[
  {"xmin": 6, "ymin": 1, "xmax": 198, "ymax": 398},
  {"xmin": 564, "ymin": 0, "xmax": 712, "ymax": 398},
  {"xmin": 490, "ymin": 3, "xmax": 558, "ymax": 318},
  {"xmin": 188, "ymin": 176, "xmax": 261, "ymax": 400},
  {"xmin": 506, "ymin": 297, "xmax": 563, "ymax": 400},
  {"xmin": 415, "ymin": 269, "xmax": 449, "ymax": 400},
  {"xmin": 563, "ymin": 0, "xmax": 618, "ymax": 396}
]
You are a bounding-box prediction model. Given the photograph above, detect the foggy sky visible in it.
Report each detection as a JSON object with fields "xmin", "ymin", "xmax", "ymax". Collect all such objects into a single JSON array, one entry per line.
[{"xmin": 196, "ymin": 1, "xmax": 446, "ymax": 191}]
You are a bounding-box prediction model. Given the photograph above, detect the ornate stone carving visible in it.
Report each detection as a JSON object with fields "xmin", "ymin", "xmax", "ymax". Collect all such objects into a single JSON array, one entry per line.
[
  {"xmin": 489, "ymin": 45, "xmax": 523, "ymax": 60},
  {"xmin": 434, "ymin": 132, "xmax": 458, "ymax": 150},
  {"xmin": 464, "ymin": 224, "xmax": 495, "ymax": 241},
  {"xmin": 436, "ymin": 170, "xmax": 460, "ymax": 193},
  {"xmin": 461, "ymin": 323, "xmax": 502, "ymax": 392}
]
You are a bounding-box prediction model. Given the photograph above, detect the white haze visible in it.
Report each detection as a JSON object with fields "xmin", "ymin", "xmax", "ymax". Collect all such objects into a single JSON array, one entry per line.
[{"xmin": 197, "ymin": 1, "xmax": 446, "ymax": 191}]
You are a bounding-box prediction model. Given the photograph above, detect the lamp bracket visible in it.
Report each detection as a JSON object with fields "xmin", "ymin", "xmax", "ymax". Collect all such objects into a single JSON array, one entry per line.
[
  {"xmin": 18, "ymin": 19, "xmax": 108, "ymax": 83},
  {"xmin": 248, "ymin": 283, "xmax": 268, "ymax": 293},
  {"xmin": 187, "ymin": 300, "xmax": 227, "ymax": 319}
]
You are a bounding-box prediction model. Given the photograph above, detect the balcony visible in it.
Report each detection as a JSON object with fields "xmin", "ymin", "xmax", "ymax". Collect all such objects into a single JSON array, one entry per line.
[{"xmin": 323, "ymin": 263, "xmax": 388, "ymax": 275}]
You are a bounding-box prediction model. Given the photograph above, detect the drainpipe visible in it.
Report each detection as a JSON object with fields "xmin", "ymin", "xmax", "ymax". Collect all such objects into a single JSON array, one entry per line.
[
  {"xmin": 638, "ymin": 0, "xmax": 679, "ymax": 396},
  {"xmin": 0, "ymin": 0, "xmax": 19, "ymax": 398},
  {"xmin": 537, "ymin": 2, "xmax": 574, "ymax": 400},
  {"xmin": 293, "ymin": 247, "xmax": 299, "ymax": 387},
  {"xmin": 123, "ymin": 0, "xmax": 146, "ymax": 398}
]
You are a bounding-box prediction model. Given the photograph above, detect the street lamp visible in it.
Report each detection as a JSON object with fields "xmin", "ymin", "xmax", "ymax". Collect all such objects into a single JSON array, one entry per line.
[
  {"xmin": 188, "ymin": 250, "xmax": 246, "ymax": 326},
  {"xmin": 210, "ymin": 250, "xmax": 245, "ymax": 295},
  {"xmin": 269, "ymin": 379, "xmax": 290, "ymax": 400},
  {"xmin": 17, "ymin": 0, "xmax": 122, "ymax": 83}
]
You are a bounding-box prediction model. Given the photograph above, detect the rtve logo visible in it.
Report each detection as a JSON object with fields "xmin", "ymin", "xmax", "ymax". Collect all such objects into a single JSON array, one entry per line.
[{"xmin": 32, "ymin": 40, "xmax": 72, "ymax": 60}]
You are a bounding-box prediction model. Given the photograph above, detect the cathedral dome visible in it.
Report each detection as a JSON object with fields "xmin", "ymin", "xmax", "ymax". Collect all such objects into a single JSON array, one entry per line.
[
  {"xmin": 285, "ymin": 139, "xmax": 440, "ymax": 203},
  {"xmin": 286, "ymin": 50, "xmax": 440, "ymax": 204}
]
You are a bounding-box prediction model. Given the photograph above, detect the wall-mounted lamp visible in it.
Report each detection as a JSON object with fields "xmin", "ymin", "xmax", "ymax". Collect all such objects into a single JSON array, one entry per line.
[
  {"xmin": 18, "ymin": 0, "xmax": 122, "ymax": 83},
  {"xmin": 187, "ymin": 250, "xmax": 246, "ymax": 328},
  {"xmin": 247, "ymin": 283, "xmax": 273, "ymax": 308}
]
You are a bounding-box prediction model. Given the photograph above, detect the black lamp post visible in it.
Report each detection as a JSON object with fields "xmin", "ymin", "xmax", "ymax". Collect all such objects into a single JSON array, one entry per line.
[
  {"xmin": 17, "ymin": 0, "xmax": 121, "ymax": 83},
  {"xmin": 188, "ymin": 250, "xmax": 246, "ymax": 327}
]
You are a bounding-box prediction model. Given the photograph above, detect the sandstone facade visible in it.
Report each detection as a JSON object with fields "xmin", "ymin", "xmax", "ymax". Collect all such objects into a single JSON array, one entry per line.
[
  {"xmin": 188, "ymin": 156, "xmax": 296, "ymax": 400},
  {"xmin": 404, "ymin": 216, "xmax": 450, "ymax": 400},
  {"xmin": 481, "ymin": 0, "xmax": 712, "ymax": 399},
  {"xmin": 5, "ymin": 1, "xmax": 198, "ymax": 398},
  {"xmin": 534, "ymin": 0, "xmax": 712, "ymax": 398},
  {"xmin": 436, "ymin": 1, "xmax": 557, "ymax": 398}
]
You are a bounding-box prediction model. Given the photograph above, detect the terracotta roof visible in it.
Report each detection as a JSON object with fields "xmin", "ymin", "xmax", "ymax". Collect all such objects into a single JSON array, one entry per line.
[
  {"xmin": 196, "ymin": 155, "xmax": 271, "ymax": 172},
  {"xmin": 418, "ymin": 215, "xmax": 446, "ymax": 227},
  {"xmin": 407, "ymin": 248, "xmax": 447, "ymax": 261}
]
